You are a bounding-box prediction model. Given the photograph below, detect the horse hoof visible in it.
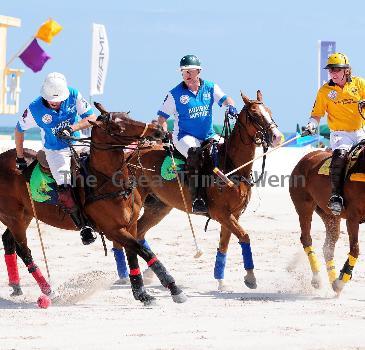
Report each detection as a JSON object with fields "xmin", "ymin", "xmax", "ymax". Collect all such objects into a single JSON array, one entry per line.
[
  {"xmin": 311, "ymin": 274, "xmax": 322, "ymax": 289},
  {"xmin": 141, "ymin": 294, "xmax": 156, "ymax": 306},
  {"xmin": 244, "ymin": 278, "xmax": 257, "ymax": 289},
  {"xmin": 172, "ymin": 291, "xmax": 188, "ymax": 303},
  {"xmin": 332, "ymin": 279, "xmax": 344, "ymax": 294},
  {"xmin": 142, "ymin": 267, "xmax": 155, "ymax": 285},
  {"xmin": 217, "ymin": 280, "xmax": 231, "ymax": 292},
  {"xmin": 10, "ymin": 285, "xmax": 23, "ymax": 296},
  {"xmin": 115, "ymin": 277, "xmax": 130, "ymax": 285}
]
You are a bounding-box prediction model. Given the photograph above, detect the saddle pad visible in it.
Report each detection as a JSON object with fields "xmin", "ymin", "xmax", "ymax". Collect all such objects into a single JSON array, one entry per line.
[
  {"xmin": 318, "ymin": 158, "xmax": 365, "ymax": 182},
  {"xmin": 161, "ymin": 155, "xmax": 185, "ymax": 181},
  {"xmin": 318, "ymin": 158, "xmax": 331, "ymax": 175},
  {"xmin": 29, "ymin": 163, "xmax": 58, "ymax": 204}
]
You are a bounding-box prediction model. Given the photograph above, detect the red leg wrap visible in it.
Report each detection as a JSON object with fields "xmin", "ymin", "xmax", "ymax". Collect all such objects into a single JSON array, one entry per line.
[
  {"xmin": 27, "ymin": 263, "xmax": 51, "ymax": 295},
  {"xmin": 4, "ymin": 253, "xmax": 20, "ymax": 286}
]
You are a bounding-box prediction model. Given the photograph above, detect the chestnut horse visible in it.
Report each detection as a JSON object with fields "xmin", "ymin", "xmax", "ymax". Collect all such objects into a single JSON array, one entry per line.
[
  {"xmin": 113, "ymin": 91, "xmax": 282, "ymax": 290},
  {"xmin": 0, "ymin": 106, "xmax": 186, "ymax": 305},
  {"xmin": 290, "ymin": 147, "xmax": 365, "ymax": 294}
]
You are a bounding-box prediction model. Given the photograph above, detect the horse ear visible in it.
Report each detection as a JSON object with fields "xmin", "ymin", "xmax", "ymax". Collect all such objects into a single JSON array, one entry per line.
[
  {"xmin": 88, "ymin": 120, "xmax": 102, "ymax": 128},
  {"xmin": 240, "ymin": 91, "xmax": 250, "ymax": 106},
  {"xmin": 94, "ymin": 102, "xmax": 109, "ymax": 114},
  {"xmin": 257, "ymin": 90, "xmax": 263, "ymax": 102}
]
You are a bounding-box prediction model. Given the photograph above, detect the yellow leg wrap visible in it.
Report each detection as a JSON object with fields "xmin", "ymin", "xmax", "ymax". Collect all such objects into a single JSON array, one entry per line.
[
  {"xmin": 326, "ymin": 260, "xmax": 337, "ymax": 283},
  {"xmin": 339, "ymin": 254, "xmax": 358, "ymax": 283},
  {"xmin": 304, "ymin": 246, "xmax": 320, "ymax": 273},
  {"xmin": 348, "ymin": 254, "xmax": 357, "ymax": 267}
]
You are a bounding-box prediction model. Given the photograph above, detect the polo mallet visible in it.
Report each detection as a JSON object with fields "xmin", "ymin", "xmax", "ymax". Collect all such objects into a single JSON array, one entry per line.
[
  {"xmin": 213, "ymin": 133, "xmax": 303, "ymax": 187},
  {"xmin": 25, "ymin": 182, "xmax": 51, "ymax": 280},
  {"xmin": 169, "ymin": 149, "xmax": 203, "ymax": 258}
]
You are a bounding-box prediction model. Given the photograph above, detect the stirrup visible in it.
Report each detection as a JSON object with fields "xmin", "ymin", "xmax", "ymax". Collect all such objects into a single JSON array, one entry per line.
[
  {"xmin": 327, "ymin": 195, "xmax": 343, "ymax": 216},
  {"xmin": 80, "ymin": 226, "xmax": 97, "ymax": 245},
  {"xmin": 192, "ymin": 198, "xmax": 208, "ymax": 214}
]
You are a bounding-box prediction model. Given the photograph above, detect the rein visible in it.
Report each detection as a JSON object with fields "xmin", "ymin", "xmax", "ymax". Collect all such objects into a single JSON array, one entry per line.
[{"xmin": 220, "ymin": 103, "xmax": 274, "ymax": 184}]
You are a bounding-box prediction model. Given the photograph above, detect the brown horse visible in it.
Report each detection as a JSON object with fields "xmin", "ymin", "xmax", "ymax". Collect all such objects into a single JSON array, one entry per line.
[
  {"xmin": 113, "ymin": 91, "xmax": 283, "ymax": 290},
  {"xmin": 0, "ymin": 105, "xmax": 186, "ymax": 305},
  {"xmin": 289, "ymin": 147, "xmax": 365, "ymax": 294}
]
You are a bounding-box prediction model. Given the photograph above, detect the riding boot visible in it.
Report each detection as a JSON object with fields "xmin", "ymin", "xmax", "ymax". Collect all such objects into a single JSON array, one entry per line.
[
  {"xmin": 327, "ymin": 149, "xmax": 348, "ymax": 215},
  {"xmin": 57, "ymin": 185, "xmax": 97, "ymax": 245},
  {"xmin": 187, "ymin": 147, "xmax": 208, "ymax": 214}
]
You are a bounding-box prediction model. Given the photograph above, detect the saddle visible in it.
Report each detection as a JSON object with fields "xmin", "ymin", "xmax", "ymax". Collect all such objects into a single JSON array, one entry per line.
[
  {"xmin": 318, "ymin": 141, "xmax": 365, "ymax": 182},
  {"xmin": 160, "ymin": 140, "xmax": 218, "ymax": 182},
  {"xmin": 23, "ymin": 149, "xmax": 90, "ymax": 206}
]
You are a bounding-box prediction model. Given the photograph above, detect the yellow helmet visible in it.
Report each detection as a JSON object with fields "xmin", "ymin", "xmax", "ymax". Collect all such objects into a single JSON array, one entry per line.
[{"xmin": 324, "ymin": 52, "xmax": 350, "ymax": 69}]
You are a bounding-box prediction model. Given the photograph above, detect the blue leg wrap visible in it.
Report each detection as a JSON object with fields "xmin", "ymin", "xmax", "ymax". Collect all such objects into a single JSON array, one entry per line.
[
  {"xmin": 239, "ymin": 242, "xmax": 254, "ymax": 270},
  {"xmin": 138, "ymin": 239, "xmax": 151, "ymax": 250},
  {"xmin": 112, "ymin": 248, "xmax": 129, "ymax": 279},
  {"xmin": 214, "ymin": 250, "xmax": 227, "ymax": 280}
]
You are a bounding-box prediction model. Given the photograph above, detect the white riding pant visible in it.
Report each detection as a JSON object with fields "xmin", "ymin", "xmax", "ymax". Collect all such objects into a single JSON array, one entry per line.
[
  {"xmin": 44, "ymin": 148, "xmax": 72, "ymax": 186},
  {"xmin": 330, "ymin": 129, "xmax": 365, "ymax": 151},
  {"xmin": 172, "ymin": 134, "xmax": 224, "ymax": 158}
]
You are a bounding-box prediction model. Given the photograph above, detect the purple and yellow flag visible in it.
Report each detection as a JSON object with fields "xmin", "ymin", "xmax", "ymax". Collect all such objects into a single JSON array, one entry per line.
[
  {"xmin": 35, "ymin": 19, "xmax": 62, "ymax": 44},
  {"xmin": 19, "ymin": 39, "xmax": 51, "ymax": 73}
]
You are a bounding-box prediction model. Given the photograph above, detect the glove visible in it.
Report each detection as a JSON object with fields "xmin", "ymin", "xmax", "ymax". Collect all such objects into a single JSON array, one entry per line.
[
  {"xmin": 303, "ymin": 121, "xmax": 317, "ymax": 136},
  {"xmin": 16, "ymin": 157, "xmax": 27, "ymax": 171},
  {"xmin": 56, "ymin": 125, "xmax": 74, "ymax": 139},
  {"xmin": 226, "ymin": 105, "xmax": 238, "ymax": 117},
  {"xmin": 162, "ymin": 131, "xmax": 172, "ymax": 144}
]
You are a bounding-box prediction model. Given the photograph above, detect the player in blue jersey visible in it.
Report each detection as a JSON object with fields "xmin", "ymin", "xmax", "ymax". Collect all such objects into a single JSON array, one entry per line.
[
  {"xmin": 157, "ymin": 55, "xmax": 237, "ymax": 213},
  {"xmin": 14, "ymin": 72, "xmax": 97, "ymax": 245}
]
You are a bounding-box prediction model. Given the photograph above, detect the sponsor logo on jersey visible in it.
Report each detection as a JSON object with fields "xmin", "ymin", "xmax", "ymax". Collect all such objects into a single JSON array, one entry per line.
[
  {"xmin": 42, "ymin": 114, "xmax": 53, "ymax": 124},
  {"xmin": 180, "ymin": 95, "xmax": 190, "ymax": 104},
  {"xmin": 328, "ymin": 90, "xmax": 337, "ymax": 100},
  {"xmin": 203, "ymin": 92, "xmax": 211, "ymax": 100},
  {"xmin": 66, "ymin": 105, "xmax": 77, "ymax": 114}
]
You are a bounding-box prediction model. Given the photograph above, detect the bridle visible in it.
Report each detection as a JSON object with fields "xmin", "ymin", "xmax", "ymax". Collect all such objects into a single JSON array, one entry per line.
[
  {"xmin": 220, "ymin": 100, "xmax": 278, "ymax": 184},
  {"xmin": 235, "ymin": 101, "xmax": 278, "ymax": 148}
]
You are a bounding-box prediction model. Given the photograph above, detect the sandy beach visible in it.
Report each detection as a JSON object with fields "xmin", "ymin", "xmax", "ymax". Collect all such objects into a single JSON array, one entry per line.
[{"xmin": 0, "ymin": 141, "xmax": 364, "ymax": 350}]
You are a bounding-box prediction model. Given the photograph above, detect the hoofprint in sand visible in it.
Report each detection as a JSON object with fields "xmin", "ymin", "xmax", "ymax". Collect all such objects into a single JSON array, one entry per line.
[{"xmin": 0, "ymin": 145, "xmax": 364, "ymax": 350}]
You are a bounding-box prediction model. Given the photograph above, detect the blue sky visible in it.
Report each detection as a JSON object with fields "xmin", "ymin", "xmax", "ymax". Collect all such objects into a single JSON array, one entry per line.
[{"xmin": 1, "ymin": 0, "xmax": 365, "ymax": 131}]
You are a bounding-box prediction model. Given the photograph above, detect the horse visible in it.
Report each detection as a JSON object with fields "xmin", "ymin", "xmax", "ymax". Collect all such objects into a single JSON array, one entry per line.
[
  {"xmin": 112, "ymin": 91, "xmax": 283, "ymax": 290},
  {"xmin": 289, "ymin": 145, "xmax": 365, "ymax": 294},
  {"xmin": 0, "ymin": 105, "xmax": 186, "ymax": 305}
]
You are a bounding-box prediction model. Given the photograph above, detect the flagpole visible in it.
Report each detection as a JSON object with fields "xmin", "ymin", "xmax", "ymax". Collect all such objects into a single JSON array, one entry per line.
[
  {"xmin": 5, "ymin": 36, "xmax": 34, "ymax": 68},
  {"xmin": 317, "ymin": 40, "xmax": 321, "ymax": 147}
]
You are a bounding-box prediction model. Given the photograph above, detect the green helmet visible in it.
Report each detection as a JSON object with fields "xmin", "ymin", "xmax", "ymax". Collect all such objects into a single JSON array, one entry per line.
[{"xmin": 179, "ymin": 54, "xmax": 201, "ymax": 70}]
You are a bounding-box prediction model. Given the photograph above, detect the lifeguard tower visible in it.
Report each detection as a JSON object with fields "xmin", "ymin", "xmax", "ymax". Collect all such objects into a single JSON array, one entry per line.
[{"xmin": 0, "ymin": 15, "xmax": 23, "ymax": 115}]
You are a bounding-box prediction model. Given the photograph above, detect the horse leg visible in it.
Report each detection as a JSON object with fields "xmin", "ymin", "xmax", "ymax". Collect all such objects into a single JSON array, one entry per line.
[
  {"xmin": 137, "ymin": 195, "xmax": 173, "ymax": 284},
  {"xmin": 214, "ymin": 225, "xmax": 232, "ymax": 291},
  {"xmin": 7, "ymin": 218, "xmax": 53, "ymax": 296},
  {"xmin": 107, "ymin": 227, "xmax": 187, "ymax": 303},
  {"xmin": 125, "ymin": 248, "xmax": 156, "ymax": 306},
  {"xmin": 291, "ymin": 191, "xmax": 320, "ymax": 288},
  {"xmin": 111, "ymin": 242, "xmax": 129, "ymax": 284},
  {"xmin": 111, "ymin": 196, "xmax": 173, "ymax": 285},
  {"xmin": 2, "ymin": 228, "xmax": 23, "ymax": 296},
  {"xmin": 332, "ymin": 215, "xmax": 360, "ymax": 294},
  {"xmin": 216, "ymin": 213, "xmax": 257, "ymax": 289},
  {"xmin": 315, "ymin": 206, "xmax": 341, "ymax": 285}
]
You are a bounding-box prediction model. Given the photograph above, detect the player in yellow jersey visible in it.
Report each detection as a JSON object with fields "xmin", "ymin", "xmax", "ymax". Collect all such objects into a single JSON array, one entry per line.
[{"xmin": 304, "ymin": 52, "xmax": 365, "ymax": 215}]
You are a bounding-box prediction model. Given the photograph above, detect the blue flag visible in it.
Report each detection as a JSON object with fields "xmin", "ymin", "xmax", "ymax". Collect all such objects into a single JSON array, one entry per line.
[{"xmin": 319, "ymin": 41, "xmax": 336, "ymax": 86}]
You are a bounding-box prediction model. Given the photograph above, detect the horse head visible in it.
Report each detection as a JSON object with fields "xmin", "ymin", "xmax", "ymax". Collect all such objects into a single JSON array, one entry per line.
[
  {"xmin": 92, "ymin": 102, "xmax": 165, "ymax": 143},
  {"xmin": 237, "ymin": 90, "xmax": 282, "ymax": 148}
]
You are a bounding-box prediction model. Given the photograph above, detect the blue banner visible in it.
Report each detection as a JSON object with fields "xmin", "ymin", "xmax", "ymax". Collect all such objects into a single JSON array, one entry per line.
[{"xmin": 319, "ymin": 41, "xmax": 336, "ymax": 86}]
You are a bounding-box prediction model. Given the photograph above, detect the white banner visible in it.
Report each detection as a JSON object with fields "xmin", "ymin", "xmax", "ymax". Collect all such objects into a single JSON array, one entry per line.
[{"xmin": 90, "ymin": 23, "xmax": 109, "ymax": 96}]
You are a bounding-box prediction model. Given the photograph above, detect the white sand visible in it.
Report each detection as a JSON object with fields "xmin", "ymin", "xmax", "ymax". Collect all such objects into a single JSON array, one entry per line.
[{"xmin": 0, "ymin": 144, "xmax": 365, "ymax": 350}]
